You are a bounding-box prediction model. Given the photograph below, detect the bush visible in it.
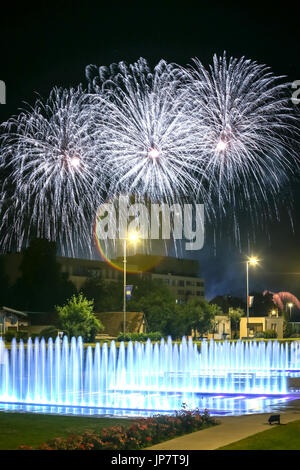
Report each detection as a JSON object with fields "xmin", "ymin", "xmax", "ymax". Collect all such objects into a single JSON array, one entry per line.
[
  {"xmin": 253, "ymin": 332, "xmax": 264, "ymax": 338},
  {"xmin": 4, "ymin": 330, "xmax": 16, "ymax": 342},
  {"xmin": 254, "ymin": 330, "xmax": 277, "ymax": 339},
  {"xmin": 16, "ymin": 331, "xmax": 29, "ymax": 341},
  {"xmin": 116, "ymin": 332, "xmax": 163, "ymax": 342},
  {"xmin": 284, "ymin": 321, "xmax": 300, "ymax": 338},
  {"xmin": 3, "ymin": 330, "xmax": 29, "ymax": 342},
  {"xmin": 21, "ymin": 406, "xmax": 217, "ymax": 450},
  {"xmin": 38, "ymin": 327, "xmax": 59, "ymax": 341},
  {"xmin": 263, "ymin": 330, "xmax": 277, "ymax": 338}
]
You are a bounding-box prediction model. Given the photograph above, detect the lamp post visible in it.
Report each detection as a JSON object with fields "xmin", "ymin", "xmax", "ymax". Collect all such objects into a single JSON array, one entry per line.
[
  {"xmin": 123, "ymin": 232, "xmax": 140, "ymax": 336},
  {"xmin": 288, "ymin": 302, "xmax": 293, "ymax": 321},
  {"xmin": 246, "ymin": 257, "xmax": 258, "ymax": 338}
]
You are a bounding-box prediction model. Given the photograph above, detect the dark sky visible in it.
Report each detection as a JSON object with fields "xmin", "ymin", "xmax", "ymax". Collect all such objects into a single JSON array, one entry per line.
[{"xmin": 1, "ymin": 2, "xmax": 300, "ymax": 307}]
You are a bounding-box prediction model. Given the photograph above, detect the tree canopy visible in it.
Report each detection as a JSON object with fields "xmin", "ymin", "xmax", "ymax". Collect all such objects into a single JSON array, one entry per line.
[
  {"xmin": 56, "ymin": 293, "xmax": 104, "ymax": 342},
  {"xmin": 10, "ymin": 238, "xmax": 76, "ymax": 311},
  {"xmin": 80, "ymin": 277, "xmax": 123, "ymax": 312}
]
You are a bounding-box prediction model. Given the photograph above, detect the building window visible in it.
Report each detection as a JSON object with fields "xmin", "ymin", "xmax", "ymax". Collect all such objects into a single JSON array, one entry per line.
[
  {"xmin": 249, "ymin": 323, "xmax": 263, "ymax": 333},
  {"xmin": 87, "ymin": 269, "xmax": 100, "ymax": 278},
  {"xmin": 178, "ymin": 280, "xmax": 184, "ymax": 287}
]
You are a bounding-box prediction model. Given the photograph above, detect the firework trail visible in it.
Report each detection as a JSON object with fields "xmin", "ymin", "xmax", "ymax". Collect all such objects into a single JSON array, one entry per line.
[
  {"xmin": 263, "ymin": 290, "xmax": 300, "ymax": 312},
  {"xmin": 0, "ymin": 87, "xmax": 105, "ymax": 256},
  {"xmin": 178, "ymin": 53, "xmax": 300, "ymax": 228},
  {"xmin": 86, "ymin": 58, "xmax": 202, "ymax": 205},
  {"xmin": 0, "ymin": 54, "xmax": 299, "ymax": 257}
]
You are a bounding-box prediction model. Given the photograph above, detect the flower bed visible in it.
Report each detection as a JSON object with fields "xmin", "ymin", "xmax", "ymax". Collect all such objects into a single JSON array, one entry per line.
[{"xmin": 19, "ymin": 406, "xmax": 218, "ymax": 450}]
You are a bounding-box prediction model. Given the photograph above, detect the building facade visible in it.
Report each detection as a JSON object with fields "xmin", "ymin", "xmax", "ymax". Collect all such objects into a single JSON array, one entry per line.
[
  {"xmin": 239, "ymin": 316, "xmax": 284, "ymax": 339},
  {"xmin": 0, "ymin": 307, "xmax": 28, "ymax": 334},
  {"xmin": 207, "ymin": 315, "xmax": 231, "ymax": 340},
  {"xmin": 1, "ymin": 252, "xmax": 205, "ymax": 303}
]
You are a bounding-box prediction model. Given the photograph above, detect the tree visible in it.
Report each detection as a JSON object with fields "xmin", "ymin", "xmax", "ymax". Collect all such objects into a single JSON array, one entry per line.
[
  {"xmin": 0, "ymin": 256, "xmax": 11, "ymax": 306},
  {"xmin": 209, "ymin": 304, "xmax": 225, "ymax": 337},
  {"xmin": 127, "ymin": 277, "xmax": 177, "ymax": 335},
  {"xmin": 209, "ymin": 295, "xmax": 245, "ymax": 313},
  {"xmin": 177, "ymin": 298, "xmax": 217, "ymax": 339},
  {"xmin": 249, "ymin": 291, "xmax": 276, "ymax": 317},
  {"xmin": 56, "ymin": 293, "xmax": 104, "ymax": 342},
  {"xmin": 228, "ymin": 307, "xmax": 244, "ymax": 339},
  {"xmin": 11, "ymin": 238, "xmax": 76, "ymax": 311},
  {"xmin": 80, "ymin": 277, "xmax": 123, "ymax": 312}
]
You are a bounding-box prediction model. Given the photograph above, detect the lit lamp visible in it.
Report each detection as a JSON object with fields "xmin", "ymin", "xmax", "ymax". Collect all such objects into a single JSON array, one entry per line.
[
  {"xmin": 123, "ymin": 231, "xmax": 140, "ymax": 336},
  {"xmin": 288, "ymin": 303, "xmax": 293, "ymax": 321},
  {"xmin": 246, "ymin": 257, "xmax": 259, "ymax": 338}
]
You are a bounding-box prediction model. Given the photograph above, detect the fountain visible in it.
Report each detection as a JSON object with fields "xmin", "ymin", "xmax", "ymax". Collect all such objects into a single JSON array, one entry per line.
[{"xmin": 0, "ymin": 336, "xmax": 299, "ymax": 415}]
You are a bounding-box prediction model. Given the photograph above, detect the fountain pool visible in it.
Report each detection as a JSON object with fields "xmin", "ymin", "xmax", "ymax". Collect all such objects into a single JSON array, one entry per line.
[{"xmin": 0, "ymin": 336, "xmax": 299, "ymax": 417}]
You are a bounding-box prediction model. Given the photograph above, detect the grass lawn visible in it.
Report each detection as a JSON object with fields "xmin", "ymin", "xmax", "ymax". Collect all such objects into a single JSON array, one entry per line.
[
  {"xmin": 218, "ymin": 420, "xmax": 300, "ymax": 450},
  {"xmin": 0, "ymin": 412, "xmax": 136, "ymax": 450}
]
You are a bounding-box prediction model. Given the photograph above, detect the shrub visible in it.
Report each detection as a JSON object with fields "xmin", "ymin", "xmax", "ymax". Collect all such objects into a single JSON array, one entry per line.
[
  {"xmin": 4, "ymin": 330, "xmax": 16, "ymax": 342},
  {"xmin": 16, "ymin": 331, "xmax": 29, "ymax": 341},
  {"xmin": 117, "ymin": 332, "xmax": 163, "ymax": 342},
  {"xmin": 254, "ymin": 330, "xmax": 277, "ymax": 339},
  {"xmin": 21, "ymin": 406, "xmax": 217, "ymax": 450},
  {"xmin": 3, "ymin": 330, "xmax": 29, "ymax": 342},
  {"xmin": 284, "ymin": 321, "xmax": 300, "ymax": 338},
  {"xmin": 253, "ymin": 332, "xmax": 264, "ymax": 338},
  {"xmin": 38, "ymin": 326, "xmax": 59, "ymax": 341},
  {"xmin": 263, "ymin": 330, "xmax": 277, "ymax": 338}
]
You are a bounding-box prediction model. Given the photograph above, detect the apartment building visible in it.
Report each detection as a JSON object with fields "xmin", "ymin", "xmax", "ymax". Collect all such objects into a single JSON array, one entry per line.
[{"xmin": 2, "ymin": 252, "xmax": 205, "ymax": 302}]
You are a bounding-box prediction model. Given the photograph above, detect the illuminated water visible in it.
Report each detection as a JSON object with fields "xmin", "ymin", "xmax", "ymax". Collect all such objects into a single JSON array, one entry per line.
[{"xmin": 0, "ymin": 336, "xmax": 299, "ymax": 416}]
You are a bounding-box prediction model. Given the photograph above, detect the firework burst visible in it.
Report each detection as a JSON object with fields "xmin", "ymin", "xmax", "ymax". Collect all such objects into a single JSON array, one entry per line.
[
  {"xmin": 0, "ymin": 87, "xmax": 105, "ymax": 256},
  {"xmin": 86, "ymin": 58, "xmax": 201, "ymax": 204},
  {"xmin": 179, "ymin": 53, "xmax": 300, "ymax": 221},
  {"xmin": 0, "ymin": 54, "xmax": 299, "ymax": 256}
]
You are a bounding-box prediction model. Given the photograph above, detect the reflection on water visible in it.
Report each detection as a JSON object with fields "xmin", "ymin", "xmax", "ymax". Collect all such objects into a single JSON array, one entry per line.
[{"xmin": 0, "ymin": 392, "xmax": 296, "ymax": 418}]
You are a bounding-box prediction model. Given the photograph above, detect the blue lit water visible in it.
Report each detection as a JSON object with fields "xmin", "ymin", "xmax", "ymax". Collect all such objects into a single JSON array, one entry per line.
[
  {"xmin": 0, "ymin": 393, "xmax": 296, "ymax": 417},
  {"xmin": 0, "ymin": 336, "xmax": 299, "ymax": 417}
]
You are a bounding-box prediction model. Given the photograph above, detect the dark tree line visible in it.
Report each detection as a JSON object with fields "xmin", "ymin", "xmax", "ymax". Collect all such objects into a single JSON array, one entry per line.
[
  {"xmin": 1, "ymin": 238, "xmax": 276, "ymax": 339},
  {"xmin": 0, "ymin": 239, "xmax": 76, "ymax": 311}
]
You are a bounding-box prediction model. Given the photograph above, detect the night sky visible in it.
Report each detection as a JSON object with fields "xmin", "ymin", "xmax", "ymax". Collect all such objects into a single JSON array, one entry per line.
[{"xmin": 1, "ymin": 3, "xmax": 300, "ymax": 306}]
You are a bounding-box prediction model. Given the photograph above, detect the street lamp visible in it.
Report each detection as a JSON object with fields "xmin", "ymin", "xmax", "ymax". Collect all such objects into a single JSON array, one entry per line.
[
  {"xmin": 246, "ymin": 256, "xmax": 259, "ymax": 338},
  {"xmin": 288, "ymin": 302, "xmax": 293, "ymax": 321},
  {"xmin": 123, "ymin": 231, "xmax": 140, "ymax": 336}
]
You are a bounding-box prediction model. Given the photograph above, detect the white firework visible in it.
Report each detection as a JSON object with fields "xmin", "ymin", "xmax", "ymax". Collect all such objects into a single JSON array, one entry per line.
[
  {"xmin": 0, "ymin": 87, "xmax": 105, "ymax": 256},
  {"xmin": 86, "ymin": 58, "xmax": 201, "ymax": 204},
  {"xmin": 179, "ymin": 53, "xmax": 300, "ymax": 218},
  {"xmin": 0, "ymin": 55, "xmax": 299, "ymax": 257}
]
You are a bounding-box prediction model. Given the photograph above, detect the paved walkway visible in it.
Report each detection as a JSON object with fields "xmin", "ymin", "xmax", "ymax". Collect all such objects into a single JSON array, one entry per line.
[{"xmin": 147, "ymin": 400, "xmax": 300, "ymax": 450}]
